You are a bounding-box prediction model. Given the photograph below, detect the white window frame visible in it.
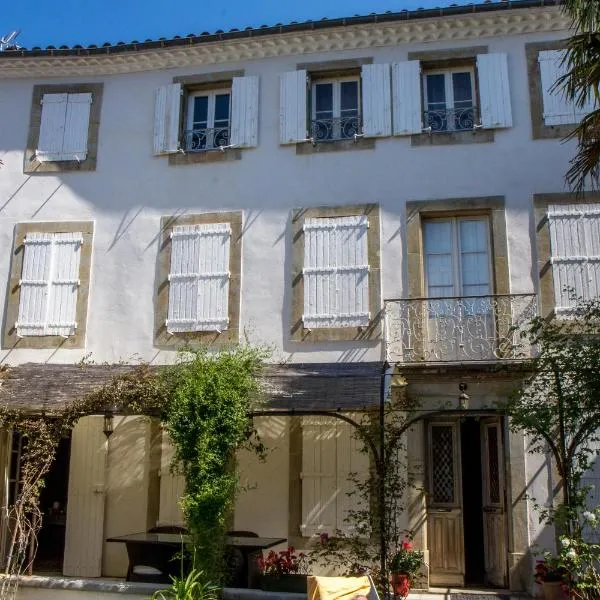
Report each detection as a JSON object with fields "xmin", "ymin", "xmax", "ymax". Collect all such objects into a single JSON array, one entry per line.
[
  {"xmin": 311, "ymin": 76, "xmax": 361, "ymax": 140},
  {"xmin": 423, "ymin": 216, "xmax": 492, "ymax": 299},
  {"xmin": 186, "ymin": 88, "xmax": 232, "ymax": 150},
  {"xmin": 423, "ymin": 67, "xmax": 476, "ymax": 132}
]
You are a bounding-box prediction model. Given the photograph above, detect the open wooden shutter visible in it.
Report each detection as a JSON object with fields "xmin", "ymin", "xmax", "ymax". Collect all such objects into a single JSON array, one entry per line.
[
  {"xmin": 158, "ymin": 431, "xmax": 185, "ymax": 526},
  {"xmin": 548, "ymin": 203, "xmax": 600, "ymax": 315},
  {"xmin": 167, "ymin": 223, "xmax": 231, "ymax": 333},
  {"xmin": 230, "ymin": 76, "xmax": 259, "ymax": 148},
  {"xmin": 154, "ymin": 83, "xmax": 182, "ymax": 155},
  {"xmin": 301, "ymin": 418, "xmax": 336, "ymax": 536},
  {"xmin": 62, "ymin": 93, "xmax": 92, "ymax": 160},
  {"xmin": 477, "ymin": 53, "xmax": 513, "ymax": 129},
  {"xmin": 280, "ymin": 70, "xmax": 308, "ymax": 144},
  {"xmin": 303, "ymin": 216, "xmax": 370, "ymax": 329},
  {"xmin": 539, "ymin": 50, "xmax": 578, "ymax": 126},
  {"xmin": 361, "ymin": 64, "xmax": 392, "ymax": 138},
  {"xmin": 37, "ymin": 93, "xmax": 68, "ymax": 161},
  {"xmin": 392, "ymin": 61, "xmax": 422, "ymax": 136},
  {"xmin": 335, "ymin": 420, "xmax": 370, "ymax": 535},
  {"xmin": 63, "ymin": 416, "xmax": 107, "ymax": 577}
]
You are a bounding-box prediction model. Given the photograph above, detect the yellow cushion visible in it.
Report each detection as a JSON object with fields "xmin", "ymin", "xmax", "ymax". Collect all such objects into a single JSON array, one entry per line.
[{"xmin": 308, "ymin": 576, "xmax": 372, "ymax": 600}]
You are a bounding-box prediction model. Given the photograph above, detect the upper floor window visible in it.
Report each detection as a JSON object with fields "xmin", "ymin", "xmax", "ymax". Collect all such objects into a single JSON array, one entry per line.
[
  {"xmin": 153, "ymin": 75, "xmax": 258, "ymax": 157},
  {"xmin": 311, "ymin": 77, "xmax": 361, "ymax": 142},
  {"xmin": 25, "ymin": 84, "xmax": 103, "ymax": 174},
  {"xmin": 423, "ymin": 67, "xmax": 477, "ymax": 133},
  {"xmin": 185, "ymin": 89, "xmax": 231, "ymax": 151}
]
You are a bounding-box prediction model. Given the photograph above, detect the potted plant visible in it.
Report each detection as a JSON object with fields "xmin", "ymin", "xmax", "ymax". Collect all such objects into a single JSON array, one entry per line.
[
  {"xmin": 389, "ymin": 539, "xmax": 424, "ymax": 598},
  {"xmin": 534, "ymin": 559, "xmax": 567, "ymax": 600},
  {"xmin": 257, "ymin": 547, "xmax": 309, "ymax": 593}
]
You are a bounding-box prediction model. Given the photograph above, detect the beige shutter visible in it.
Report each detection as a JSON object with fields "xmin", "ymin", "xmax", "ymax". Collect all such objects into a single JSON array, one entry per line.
[
  {"xmin": 158, "ymin": 431, "xmax": 185, "ymax": 526},
  {"xmin": 280, "ymin": 70, "xmax": 308, "ymax": 144},
  {"xmin": 391, "ymin": 61, "xmax": 422, "ymax": 136},
  {"xmin": 63, "ymin": 416, "xmax": 107, "ymax": 577},
  {"xmin": 301, "ymin": 418, "xmax": 336, "ymax": 536},
  {"xmin": 154, "ymin": 83, "xmax": 182, "ymax": 155},
  {"xmin": 37, "ymin": 93, "xmax": 68, "ymax": 161},
  {"xmin": 230, "ymin": 76, "xmax": 259, "ymax": 148},
  {"xmin": 335, "ymin": 420, "xmax": 370, "ymax": 535},
  {"xmin": 361, "ymin": 64, "xmax": 392, "ymax": 137},
  {"xmin": 477, "ymin": 53, "xmax": 513, "ymax": 129}
]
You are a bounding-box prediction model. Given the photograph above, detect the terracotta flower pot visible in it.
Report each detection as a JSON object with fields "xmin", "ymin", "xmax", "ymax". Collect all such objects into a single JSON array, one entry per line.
[
  {"xmin": 542, "ymin": 581, "xmax": 565, "ymax": 600},
  {"xmin": 391, "ymin": 571, "xmax": 411, "ymax": 598}
]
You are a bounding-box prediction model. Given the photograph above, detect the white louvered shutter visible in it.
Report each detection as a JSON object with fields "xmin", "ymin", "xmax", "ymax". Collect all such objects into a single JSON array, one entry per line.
[
  {"xmin": 230, "ymin": 76, "xmax": 259, "ymax": 148},
  {"xmin": 303, "ymin": 216, "xmax": 370, "ymax": 329},
  {"xmin": 477, "ymin": 53, "xmax": 513, "ymax": 129},
  {"xmin": 391, "ymin": 61, "xmax": 423, "ymax": 136},
  {"xmin": 548, "ymin": 203, "xmax": 600, "ymax": 315},
  {"xmin": 361, "ymin": 64, "xmax": 392, "ymax": 138},
  {"xmin": 301, "ymin": 418, "xmax": 336, "ymax": 537},
  {"xmin": 154, "ymin": 83, "xmax": 182, "ymax": 155},
  {"xmin": 280, "ymin": 70, "xmax": 308, "ymax": 144},
  {"xmin": 158, "ymin": 431, "xmax": 185, "ymax": 526},
  {"xmin": 16, "ymin": 232, "xmax": 82, "ymax": 337},
  {"xmin": 63, "ymin": 416, "xmax": 107, "ymax": 577},
  {"xmin": 37, "ymin": 93, "xmax": 68, "ymax": 161},
  {"xmin": 167, "ymin": 223, "xmax": 231, "ymax": 333},
  {"xmin": 62, "ymin": 93, "xmax": 92, "ymax": 159},
  {"xmin": 335, "ymin": 420, "xmax": 369, "ymax": 535}
]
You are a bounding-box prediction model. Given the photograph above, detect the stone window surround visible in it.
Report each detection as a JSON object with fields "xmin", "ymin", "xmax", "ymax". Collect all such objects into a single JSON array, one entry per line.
[
  {"xmin": 406, "ymin": 196, "xmax": 509, "ymax": 299},
  {"xmin": 294, "ymin": 57, "xmax": 376, "ymax": 155},
  {"xmin": 407, "ymin": 45, "xmax": 494, "ymax": 147},
  {"xmin": 534, "ymin": 192, "xmax": 600, "ymax": 320},
  {"xmin": 526, "ymin": 39, "xmax": 573, "ymax": 140},
  {"xmin": 24, "ymin": 83, "xmax": 104, "ymax": 174},
  {"xmin": 168, "ymin": 70, "xmax": 245, "ymax": 166},
  {"xmin": 154, "ymin": 211, "xmax": 242, "ymax": 347},
  {"xmin": 3, "ymin": 221, "xmax": 94, "ymax": 350},
  {"xmin": 290, "ymin": 203, "xmax": 382, "ymax": 343}
]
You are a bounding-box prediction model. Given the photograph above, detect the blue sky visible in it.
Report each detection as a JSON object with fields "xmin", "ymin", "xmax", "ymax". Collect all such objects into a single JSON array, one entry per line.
[{"xmin": 2, "ymin": 0, "xmax": 477, "ymax": 48}]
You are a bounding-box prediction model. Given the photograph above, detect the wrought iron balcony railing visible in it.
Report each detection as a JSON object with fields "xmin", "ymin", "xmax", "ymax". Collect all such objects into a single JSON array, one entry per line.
[
  {"xmin": 384, "ymin": 294, "xmax": 538, "ymax": 363},
  {"xmin": 310, "ymin": 116, "xmax": 361, "ymax": 142},
  {"xmin": 184, "ymin": 127, "xmax": 230, "ymax": 152},
  {"xmin": 423, "ymin": 106, "xmax": 480, "ymax": 133}
]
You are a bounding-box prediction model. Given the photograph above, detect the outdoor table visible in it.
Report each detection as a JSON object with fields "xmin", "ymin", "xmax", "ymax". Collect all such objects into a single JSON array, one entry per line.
[{"xmin": 106, "ymin": 532, "xmax": 285, "ymax": 586}]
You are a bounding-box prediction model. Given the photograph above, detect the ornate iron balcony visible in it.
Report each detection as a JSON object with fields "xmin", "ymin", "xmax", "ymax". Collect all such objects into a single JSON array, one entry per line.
[
  {"xmin": 184, "ymin": 127, "xmax": 230, "ymax": 152},
  {"xmin": 423, "ymin": 106, "xmax": 480, "ymax": 133},
  {"xmin": 384, "ymin": 294, "xmax": 538, "ymax": 363},
  {"xmin": 310, "ymin": 116, "xmax": 361, "ymax": 142}
]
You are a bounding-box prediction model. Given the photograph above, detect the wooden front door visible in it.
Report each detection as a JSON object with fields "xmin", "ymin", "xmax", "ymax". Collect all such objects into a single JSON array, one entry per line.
[
  {"xmin": 481, "ymin": 419, "xmax": 507, "ymax": 587},
  {"xmin": 427, "ymin": 421, "xmax": 465, "ymax": 586}
]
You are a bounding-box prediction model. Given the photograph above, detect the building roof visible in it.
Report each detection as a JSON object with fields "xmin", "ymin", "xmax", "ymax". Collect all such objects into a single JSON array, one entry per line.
[{"xmin": 0, "ymin": 0, "xmax": 562, "ymax": 59}]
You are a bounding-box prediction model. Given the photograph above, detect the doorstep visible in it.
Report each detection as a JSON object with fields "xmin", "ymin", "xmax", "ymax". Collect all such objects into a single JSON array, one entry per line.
[{"xmin": 411, "ymin": 589, "xmax": 530, "ymax": 600}]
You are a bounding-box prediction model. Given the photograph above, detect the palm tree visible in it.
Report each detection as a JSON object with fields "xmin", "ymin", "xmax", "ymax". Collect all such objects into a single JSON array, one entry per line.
[{"xmin": 561, "ymin": 0, "xmax": 600, "ymax": 194}]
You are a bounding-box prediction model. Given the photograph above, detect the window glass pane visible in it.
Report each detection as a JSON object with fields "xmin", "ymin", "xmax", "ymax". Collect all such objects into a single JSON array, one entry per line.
[
  {"xmin": 426, "ymin": 74, "xmax": 446, "ymax": 107},
  {"xmin": 459, "ymin": 220, "xmax": 487, "ymax": 252},
  {"xmin": 424, "ymin": 221, "xmax": 453, "ymax": 253},
  {"xmin": 214, "ymin": 93, "xmax": 230, "ymax": 124},
  {"xmin": 340, "ymin": 81, "xmax": 359, "ymax": 114},
  {"xmin": 459, "ymin": 219, "xmax": 490, "ymax": 295},
  {"xmin": 192, "ymin": 96, "xmax": 209, "ymax": 127},
  {"xmin": 315, "ymin": 83, "xmax": 334, "ymax": 116},
  {"xmin": 452, "ymin": 72, "xmax": 473, "ymax": 107}
]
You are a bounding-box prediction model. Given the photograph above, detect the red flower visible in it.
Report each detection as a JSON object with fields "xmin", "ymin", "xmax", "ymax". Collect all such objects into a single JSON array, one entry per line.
[{"xmin": 402, "ymin": 539, "xmax": 413, "ymax": 551}]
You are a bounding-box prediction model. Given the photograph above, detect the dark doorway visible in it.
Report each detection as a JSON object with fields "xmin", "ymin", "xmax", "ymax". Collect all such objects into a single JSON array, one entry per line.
[
  {"xmin": 34, "ymin": 436, "xmax": 71, "ymax": 573},
  {"xmin": 460, "ymin": 418, "xmax": 485, "ymax": 586}
]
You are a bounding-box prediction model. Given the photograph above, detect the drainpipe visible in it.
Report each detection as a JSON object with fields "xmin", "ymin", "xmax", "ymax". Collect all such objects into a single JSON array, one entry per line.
[{"xmin": 379, "ymin": 361, "xmax": 392, "ymax": 587}]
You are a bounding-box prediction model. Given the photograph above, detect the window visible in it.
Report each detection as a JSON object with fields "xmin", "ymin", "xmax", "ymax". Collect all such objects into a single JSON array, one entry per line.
[
  {"xmin": 25, "ymin": 84, "xmax": 103, "ymax": 174},
  {"xmin": 547, "ymin": 203, "xmax": 600, "ymax": 316},
  {"xmin": 423, "ymin": 68, "xmax": 476, "ymax": 132},
  {"xmin": 185, "ymin": 89, "xmax": 231, "ymax": 151},
  {"xmin": 3, "ymin": 222, "xmax": 94, "ymax": 349},
  {"xmin": 155, "ymin": 212, "xmax": 242, "ymax": 347},
  {"xmin": 153, "ymin": 74, "xmax": 258, "ymax": 158},
  {"xmin": 290, "ymin": 205, "xmax": 382, "ymax": 342},
  {"xmin": 311, "ymin": 77, "xmax": 360, "ymax": 141}
]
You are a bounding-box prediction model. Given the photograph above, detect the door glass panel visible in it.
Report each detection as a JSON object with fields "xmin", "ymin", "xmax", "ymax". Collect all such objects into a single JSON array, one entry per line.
[
  {"xmin": 487, "ymin": 426, "xmax": 501, "ymax": 505},
  {"xmin": 192, "ymin": 96, "xmax": 209, "ymax": 129},
  {"xmin": 213, "ymin": 93, "xmax": 231, "ymax": 147},
  {"xmin": 424, "ymin": 221, "xmax": 454, "ymax": 298},
  {"xmin": 452, "ymin": 71, "xmax": 474, "ymax": 130},
  {"xmin": 431, "ymin": 425, "xmax": 455, "ymax": 504},
  {"xmin": 459, "ymin": 220, "xmax": 490, "ymax": 298},
  {"xmin": 426, "ymin": 74, "xmax": 447, "ymax": 132},
  {"xmin": 315, "ymin": 83, "xmax": 334, "ymax": 117},
  {"xmin": 340, "ymin": 81, "xmax": 359, "ymax": 139}
]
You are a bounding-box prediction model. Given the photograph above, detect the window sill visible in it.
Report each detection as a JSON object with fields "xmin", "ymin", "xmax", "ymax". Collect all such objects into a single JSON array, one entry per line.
[
  {"xmin": 296, "ymin": 137, "xmax": 375, "ymax": 155},
  {"xmin": 168, "ymin": 148, "xmax": 242, "ymax": 166},
  {"xmin": 24, "ymin": 156, "xmax": 97, "ymax": 174},
  {"xmin": 411, "ymin": 129, "xmax": 494, "ymax": 147},
  {"xmin": 532, "ymin": 123, "xmax": 576, "ymax": 140}
]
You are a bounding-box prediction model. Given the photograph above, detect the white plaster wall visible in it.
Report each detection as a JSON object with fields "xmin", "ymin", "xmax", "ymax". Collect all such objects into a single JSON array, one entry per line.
[{"xmin": 0, "ymin": 28, "xmax": 573, "ymax": 368}]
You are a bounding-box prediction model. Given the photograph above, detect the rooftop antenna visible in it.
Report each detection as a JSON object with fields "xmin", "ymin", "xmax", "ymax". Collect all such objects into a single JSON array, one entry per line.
[{"xmin": 0, "ymin": 30, "xmax": 21, "ymax": 51}]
